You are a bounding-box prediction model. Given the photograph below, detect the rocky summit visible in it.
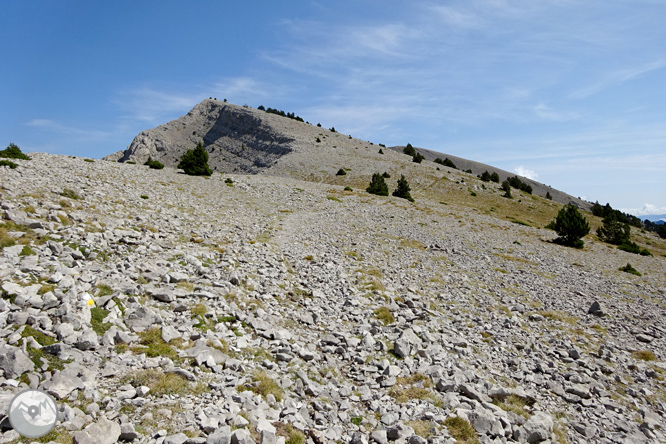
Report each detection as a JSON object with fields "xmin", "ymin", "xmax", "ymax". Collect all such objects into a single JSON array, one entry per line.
[{"xmin": 1, "ymin": 120, "xmax": 665, "ymax": 444}]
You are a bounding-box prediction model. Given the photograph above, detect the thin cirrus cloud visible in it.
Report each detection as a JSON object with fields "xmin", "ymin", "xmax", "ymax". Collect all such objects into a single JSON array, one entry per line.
[
  {"xmin": 114, "ymin": 77, "xmax": 274, "ymax": 124},
  {"xmin": 25, "ymin": 119, "xmax": 110, "ymax": 140},
  {"xmin": 568, "ymin": 58, "xmax": 666, "ymax": 100}
]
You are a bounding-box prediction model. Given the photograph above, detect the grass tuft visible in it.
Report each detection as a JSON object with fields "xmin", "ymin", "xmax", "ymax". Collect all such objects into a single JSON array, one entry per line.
[
  {"xmin": 374, "ymin": 306, "xmax": 395, "ymax": 325},
  {"xmin": 444, "ymin": 416, "xmax": 480, "ymax": 444}
]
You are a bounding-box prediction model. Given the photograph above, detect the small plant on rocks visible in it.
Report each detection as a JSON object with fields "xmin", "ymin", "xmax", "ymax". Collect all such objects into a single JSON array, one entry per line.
[{"xmin": 619, "ymin": 263, "xmax": 641, "ymax": 276}]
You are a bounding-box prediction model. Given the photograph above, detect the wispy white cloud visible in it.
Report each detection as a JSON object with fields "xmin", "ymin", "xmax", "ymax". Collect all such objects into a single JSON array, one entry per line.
[
  {"xmin": 513, "ymin": 165, "xmax": 538, "ymax": 180},
  {"xmin": 430, "ymin": 5, "xmax": 483, "ymax": 28},
  {"xmin": 114, "ymin": 77, "xmax": 277, "ymax": 124},
  {"xmin": 532, "ymin": 103, "xmax": 580, "ymax": 121},
  {"xmin": 25, "ymin": 119, "xmax": 110, "ymax": 139},
  {"xmin": 568, "ymin": 58, "xmax": 666, "ymax": 100}
]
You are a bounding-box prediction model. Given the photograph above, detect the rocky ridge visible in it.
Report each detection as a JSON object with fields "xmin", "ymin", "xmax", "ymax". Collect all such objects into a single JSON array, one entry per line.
[
  {"xmin": 105, "ymin": 99, "xmax": 587, "ymax": 210},
  {"xmin": 0, "ymin": 154, "xmax": 665, "ymax": 444}
]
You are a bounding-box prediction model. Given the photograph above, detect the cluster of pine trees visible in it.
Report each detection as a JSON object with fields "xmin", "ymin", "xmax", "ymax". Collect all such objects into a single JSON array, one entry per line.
[{"xmin": 257, "ymin": 105, "xmax": 305, "ymax": 122}]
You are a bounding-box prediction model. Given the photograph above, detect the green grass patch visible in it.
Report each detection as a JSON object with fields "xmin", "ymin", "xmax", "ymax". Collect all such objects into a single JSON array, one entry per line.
[
  {"xmin": 90, "ymin": 307, "xmax": 112, "ymax": 336},
  {"xmin": 632, "ymin": 350, "xmax": 657, "ymax": 361},
  {"xmin": 19, "ymin": 245, "xmax": 36, "ymax": 256},
  {"xmin": 619, "ymin": 263, "xmax": 641, "ymax": 276},
  {"xmin": 239, "ymin": 370, "xmax": 284, "ymax": 402},
  {"xmin": 443, "ymin": 416, "xmax": 479, "ymax": 444},
  {"xmin": 374, "ymin": 306, "xmax": 395, "ymax": 325},
  {"xmin": 60, "ymin": 188, "xmax": 81, "ymax": 200},
  {"xmin": 133, "ymin": 327, "xmax": 177, "ymax": 359},
  {"xmin": 95, "ymin": 284, "xmax": 114, "ymax": 296},
  {"xmin": 128, "ymin": 369, "xmax": 190, "ymax": 397}
]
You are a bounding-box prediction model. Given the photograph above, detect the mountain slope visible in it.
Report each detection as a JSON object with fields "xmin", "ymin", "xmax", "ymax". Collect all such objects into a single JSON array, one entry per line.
[
  {"xmin": 1, "ymin": 153, "xmax": 665, "ymax": 443},
  {"xmin": 106, "ymin": 99, "xmax": 589, "ymax": 210}
]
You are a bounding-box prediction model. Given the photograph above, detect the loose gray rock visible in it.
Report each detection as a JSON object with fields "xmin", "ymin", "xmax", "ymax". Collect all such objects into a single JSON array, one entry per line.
[{"xmin": 72, "ymin": 417, "xmax": 121, "ymax": 444}]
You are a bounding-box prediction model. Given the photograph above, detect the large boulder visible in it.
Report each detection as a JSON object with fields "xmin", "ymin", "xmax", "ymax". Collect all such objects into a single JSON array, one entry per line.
[{"xmin": 0, "ymin": 345, "xmax": 34, "ymax": 379}]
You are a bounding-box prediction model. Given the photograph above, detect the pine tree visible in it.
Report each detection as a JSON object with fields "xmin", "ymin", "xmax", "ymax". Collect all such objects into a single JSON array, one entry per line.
[
  {"xmin": 403, "ymin": 143, "xmax": 416, "ymax": 156},
  {"xmin": 597, "ymin": 214, "xmax": 631, "ymax": 245},
  {"xmin": 552, "ymin": 204, "xmax": 590, "ymax": 248},
  {"xmin": 392, "ymin": 175, "xmax": 414, "ymax": 202},
  {"xmin": 501, "ymin": 180, "xmax": 512, "ymax": 199},
  {"xmin": 490, "ymin": 172, "xmax": 500, "ymax": 183},
  {"xmin": 366, "ymin": 173, "xmax": 389, "ymax": 196},
  {"xmin": 546, "ymin": 191, "xmax": 552, "ymax": 200},
  {"xmin": 178, "ymin": 142, "xmax": 212, "ymax": 176},
  {"xmin": 412, "ymin": 152, "xmax": 425, "ymax": 163}
]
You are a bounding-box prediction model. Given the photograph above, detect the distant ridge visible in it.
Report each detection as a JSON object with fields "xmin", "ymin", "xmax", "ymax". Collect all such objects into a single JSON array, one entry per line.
[{"xmin": 640, "ymin": 214, "xmax": 666, "ymax": 224}]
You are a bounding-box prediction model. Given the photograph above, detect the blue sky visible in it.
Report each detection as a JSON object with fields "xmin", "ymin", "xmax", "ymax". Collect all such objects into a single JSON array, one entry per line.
[{"xmin": 2, "ymin": 1, "xmax": 665, "ymax": 216}]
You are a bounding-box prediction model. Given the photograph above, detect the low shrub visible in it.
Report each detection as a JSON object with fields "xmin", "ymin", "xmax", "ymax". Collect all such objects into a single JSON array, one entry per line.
[
  {"xmin": 0, "ymin": 160, "xmax": 18, "ymax": 169},
  {"xmin": 144, "ymin": 157, "xmax": 164, "ymax": 169},
  {"xmin": 336, "ymin": 168, "xmax": 347, "ymax": 176},
  {"xmin": 619, "ymin": 263, "xmax": 641, "ymax": 276},
  {"xmin": 0, "ymin": 143, "xmax": 31, "ymax": 160},
  {"xmin": 618, "ymin": 241, "xmax": 652, "ymax": 256},
  {"xmin": 60, "ymin": 188, "xmax": 81, "ymax": 200}
]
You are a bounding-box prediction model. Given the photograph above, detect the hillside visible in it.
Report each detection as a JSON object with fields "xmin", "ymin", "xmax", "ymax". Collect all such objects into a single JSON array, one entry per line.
[
  {"xmin": 105, "ymin": 99, "xmax": 589, "ymax": 211},
  {"xmin": 1, "ymin": 149, "xmax": 665, "ymax": 443}
]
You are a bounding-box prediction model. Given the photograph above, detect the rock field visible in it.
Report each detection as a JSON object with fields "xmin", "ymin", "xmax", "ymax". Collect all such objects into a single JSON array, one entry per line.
[{"xmin": 0, "ymin": 153, "xmax": 665, "ymax": 444}]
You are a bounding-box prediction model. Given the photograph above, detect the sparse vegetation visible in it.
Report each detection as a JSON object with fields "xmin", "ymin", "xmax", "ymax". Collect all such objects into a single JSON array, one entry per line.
[
  {"xmin": 129, "ymin": 369, "xmax": 190, "ymax": 397},
  {"xmin": 133, "ymin": 327, "xmax": 177, "ymax": 358},
  {"xmin": 374, "ymin": 306, "xmax": 395, "ymax": 325},
  {"xmin": 619, "ymin": 263, "xmax": 641, "ymax": 276},
  {"xmin": 60, "ymin": 188, "xmax": 81, "ymax": 200},
  {"xmin": 632, "ymin": 350, "xmax": 657, "ymax": 361},
  {"xmin": 240, "ymin": 370, "xmax": 284, "ymax": 401},
  {"xmin": 444, "ymin": 416, "xmax": 479, "ymax": 444},
  {"xmin": 144, "ymin": 157, "xmax": 164, "ymax": 169}
]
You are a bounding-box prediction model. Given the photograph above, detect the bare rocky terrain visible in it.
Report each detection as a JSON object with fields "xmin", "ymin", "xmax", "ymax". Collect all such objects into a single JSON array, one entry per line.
[{"xmin": 1, "ymin": 106, "xmax": 666, "ymax": 444}]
